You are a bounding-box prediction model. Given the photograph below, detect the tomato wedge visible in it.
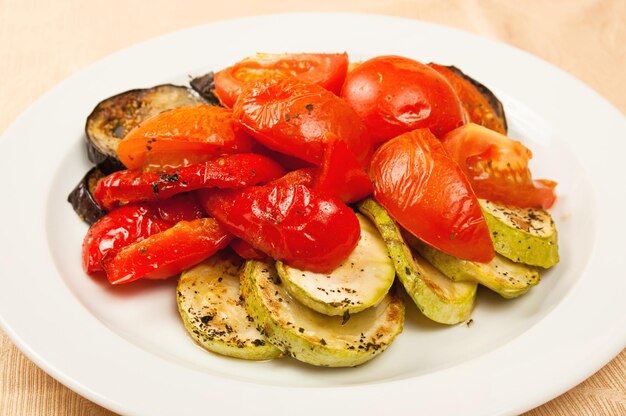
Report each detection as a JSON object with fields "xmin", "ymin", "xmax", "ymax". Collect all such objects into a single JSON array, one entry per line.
[
  {"xmin": 370, "ymin": 129, "xmax": 494, "ymax": 262},
  {"xmin": 94, "ymin": 154, "xmax": 285, "ymax": 210},
  {"xmin": 313, "ymin": 133, "xmax": 373, "ymax": 204},
  {"xmin": 233, "ymin": 77, "xmax": 371, "ymax": 166},
  {"xmin": 442, "ymin": 123, "xmax": 557, "ymax": 208},
  {"xmin": 199, "ymin": 184, "xmax": 360, "ymax": 273},
  {"xmin": 103, "ymin": 218, "xmax": 233, "ymax": 284},
  {"xmin": 341, "ymin": 55, "xmax": 466, "ymax": 143},
  {"xmin": 428, "ymin": 64, "xmax": 506, "ymax": 134},
  {"xmin": 82, "ymin": 205, "xmax": 171, "ymax": 274},
  {"xmin": 117, "ymin": 105, "xmax": 254, "ymax": 170},
  {"xmin": 214, "ymin": 52, "xmax": 349, "ymax": 107}
]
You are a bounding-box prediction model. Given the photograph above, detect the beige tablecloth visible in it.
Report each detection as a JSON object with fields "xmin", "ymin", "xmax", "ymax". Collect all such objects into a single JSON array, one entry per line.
[{"xmin": 1, "ymin": 1, "xmax": 625, "ymax": 415}]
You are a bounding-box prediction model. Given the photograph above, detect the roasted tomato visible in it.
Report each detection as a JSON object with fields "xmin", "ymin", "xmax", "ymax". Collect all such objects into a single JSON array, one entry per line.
[
  {"xmin": 103, "ymin": 218, "xmax": 233, "ymax": 284},
  {"xmin": 82, "ymin": 205, "xmax": 171, "ymax": 274},
  {"xmin": 313, "ymin": 133, "xmax": 373, "ymax": 204},
  {"xmin": 233, "ymin": 77, "xmax": 371, "ymax": 165},
  {"xmin": 442, "ymin": 123, "xmax": 556, "ymax": 208},
  {"xmin": 199, "ymin": 184, "xmax": 360, "ymax": 273},
  {"xmin": 428, "ymin": 64, "xmax": 506, "ymax": 134},
  {"xmin": 116, "ymin": 105, "xmax": 254, "ymax": 170},
  {"xmin": 341, "ymin": 55, "xmax": 465, "ymax": 143},
  {"xmin": 370, "ymin": 129, "xmax": 494, "ymax": 262},
  {"xmin": 214, "ymin": 53, "xmax": 349, "ymax": 107},
  {"xmin": 94, "ymin": 153, "xmax": 285, "ymax": 210}
]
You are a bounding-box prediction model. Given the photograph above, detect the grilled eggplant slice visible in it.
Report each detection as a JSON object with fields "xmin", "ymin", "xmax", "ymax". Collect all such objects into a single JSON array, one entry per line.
[
  {"xmin": 177, "ymin": 252, "xmax": 282, "ymax": 361},
  {"xmin": 67, "ymin": 167, "xmax": 107, "ymax": 225},
  {"xmin": 358, "ymin": 198, "xmax": 476, "ymax": 324},
  {"xmin": 85, "ymin": 84, "xmax": 204, "ymax": 172},
  {"xmin": 241, "ymin": 260, "xmax": 404, "ymax": 367},
  {"xmin": 480, "ymin": 199, "xmax": 559, "ymax": 268},
  {"xmin": 275, "ymin": 213, "xmax": 395, "ymax": 316},
  {"xmin": 447, "ymin": 65, "xmax": 508, "ymax": 132},
  {"xmin": 189, "ymin": 71, "xmax": 220, "ymax": 106}
]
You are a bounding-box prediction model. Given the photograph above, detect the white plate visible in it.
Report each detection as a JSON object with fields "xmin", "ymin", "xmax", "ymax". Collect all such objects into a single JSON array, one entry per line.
[{"xmin": 1, "ymin": 13, "xmax": 625, "ymax": 416}]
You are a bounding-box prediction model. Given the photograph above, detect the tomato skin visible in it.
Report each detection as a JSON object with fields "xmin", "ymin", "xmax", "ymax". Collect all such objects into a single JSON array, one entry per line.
[
  {"xmin": 442, "ymin": 123, "xmax": 557, "ymax": 208},
  {"xmin": 102, "ymin": 218, "xmax": 233, "ymax": 284},
  {"xmin": 233, "ymin": 77, "xmax": 372, "ymax": 166},
  {"xmin": 117, "ymin": 105, "xmax": 254, "ymax": 170},
  {"xmin": 428, "ymin": 64, "xmax": 506, "ymax": 134},
  {"xmin": 199, "ymin": 184, "xmax": 360, "ymax": 273},
  {"xmin": 230, "ymin": 238, "xmax": 268, "ymax": 260},
  {"xmin": 370, "ymin": 129, "xmax": 494, "ymax": 262},
  {"xmin": 82, "ymin": 205, "xmax": 171, "ymax": 274},
  {"xmin": 94, "ymin": 154, "xmax": 285, "ymax": 210},
  {"xmin": 313, "ymin": 134, "xmax": 373, "ymax": 204},
  {"xmin": 214, "ymin": 53, "xmax": 348, "ymax": 108},
  {"xmin": 341, "ymin": 55, "xmax": 466, "ymax": 143}
]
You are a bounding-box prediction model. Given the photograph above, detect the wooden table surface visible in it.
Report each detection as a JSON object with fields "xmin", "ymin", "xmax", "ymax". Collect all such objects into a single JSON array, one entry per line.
[{"xmin": 1, "ymin": 0, "xmax": 625, "ymax": 415}]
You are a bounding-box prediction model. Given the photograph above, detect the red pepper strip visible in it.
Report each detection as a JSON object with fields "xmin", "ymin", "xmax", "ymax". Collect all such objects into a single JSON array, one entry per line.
[
  {"xmin": 94, "ymin": 153, "xmax": 285, "ymax": 210},
  {"xmin": 102, "ymin": 218, "xmax": 233, "ymax": 285},
  {"xmin": 150, "ymin": 192, "xmax": 206, "ymax": 223},
  {"xmin": 199, "ymin": 184, "xmax": 360, "ymax": 274},
  {"xmin": 269, "ymin": 168, "xmax": 316, "ymax": 187},
  {"xmin": 313, "ymin": 134, "xmax": 373, "ymax": 204},
  {"xmin": 82, "ymin": 205, "xmax": 171, "ymax": 275},
  {"xmin": 230, "ymin": 238, "xmax": 268, "ymax": 260}
]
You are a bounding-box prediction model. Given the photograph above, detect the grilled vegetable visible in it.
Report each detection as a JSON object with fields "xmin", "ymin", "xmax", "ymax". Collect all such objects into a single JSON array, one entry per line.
[
  {"xmin": 241, "ymin": 260, "xmax": 404, "ymax": 367},
  {"xmin": 85, "ymin": 84, "xmax": 204, "ymax": 173},
  {"xmin": 480, "ymin": 199, "xmax": 559, "ymax": 268},
  {"xmin": 275, "ymin": 213, "xmax": 395, "ymax": 316},
  {"xmin": 177, "ymin": 253, "xmax": 281, "ymax": 360},
  {"xmin": 358, "ymin": 198, "xmax": 476, "ymax": 324},
  {"xmin": 67, "ymin": 167, "xmax": 107, "ymax": 225},
  {"xmin": 409, "ymin": 237, "xmax": 540, "ymax": 299},
  {"xmin": 446, "ymin": 65, "xmax": 507, "ymax": 132},
  {"xmin": 189, "ymin": 71, "xmax": 221, "ymax": 106}
]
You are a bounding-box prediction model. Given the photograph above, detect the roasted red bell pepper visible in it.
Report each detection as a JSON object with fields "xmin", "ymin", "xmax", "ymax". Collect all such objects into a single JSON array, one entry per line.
[
  {"xmin": 230, "ymin": 238, "xmax": 268, "ymax": 260},
  {"xmin": 199, "ymin": 183, "xmax": 360, "ymax": 273},
  {"xmin": 82, "ymin": 205, "xmax": 171, "ymax": 274},
  {"xmin": 94, "ymin": 153, "xmax": 285, "ymax": 210},
  {"xmin": 102, "ymin": 218, "xmax": 233, "ymax": 284}
]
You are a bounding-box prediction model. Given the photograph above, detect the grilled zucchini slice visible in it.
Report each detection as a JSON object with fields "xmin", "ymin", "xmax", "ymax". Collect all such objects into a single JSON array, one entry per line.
[
  {"xmin": 177, "ymin": 253, "xmax": 281, "ymax": 360},
  {"xmin": 410, "ymin": 238, "xmax": 540, "ymax": 299},
  {"xmin": 480, "ymin": 199, "xmax": 559, "ymax": 268},
  {"xmin": 275, "ymin": 213, "xmax": 395, "ymax": 316},
  {"xmin": 241, "ymin": 260, "xmax": 404, "ymax": 367},
  {"xmin": 86, "ymin": 84, "xmax": 204, "ymax": 172},
  {"xmin": 358, "ymin": 198, "xmax": 476, "ymax": 324}
]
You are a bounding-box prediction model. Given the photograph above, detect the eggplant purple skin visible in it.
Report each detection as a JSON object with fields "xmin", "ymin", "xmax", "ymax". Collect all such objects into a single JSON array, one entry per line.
[
  {"xmin": 189, "ymin": 71, "xmax": 221, "ymax": 106},
  {"xmin": 67, "ymin": 167, "xmax": 107, "ymax": 225},
  {"xmin": 446, "ymin": 65, "xmax": 508, "ymax": 133},
  {"xmin": 84, "ymin": 84, "xmax": 208, "ymax": 174}
]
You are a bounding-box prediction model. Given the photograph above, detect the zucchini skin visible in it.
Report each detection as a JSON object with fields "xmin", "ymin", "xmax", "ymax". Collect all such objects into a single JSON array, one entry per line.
[
  {"xmin": 358, "ymin": 198, "xmax": 476, "ymax": 325},
  {"xmin": 177, "ymin": 253, "xmax": 282, "ymax": 361},
  {"xmin": 67, "ymin": 167, "xmax": 107, "ymax": 225},
  {"xmin": 275, "ymin": 213, "xmax": 396, "ymax": 316},
  {"xmin": 480, "ymin": 199, "xmax": 559, "ymax": 268},
  {"xmin": 241, "ymin": 260, "xmax": 404, "ymax": 367}
]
